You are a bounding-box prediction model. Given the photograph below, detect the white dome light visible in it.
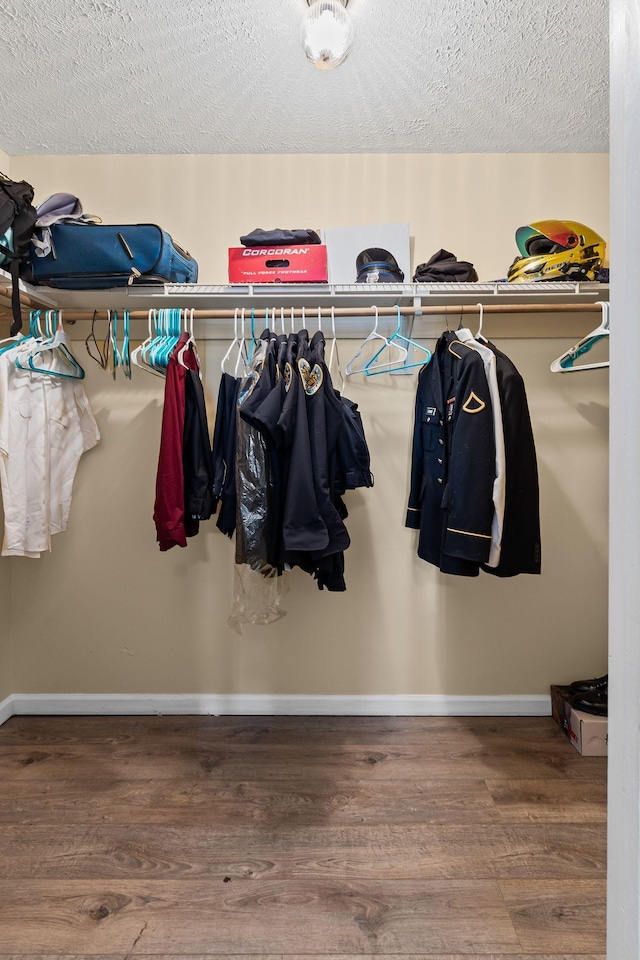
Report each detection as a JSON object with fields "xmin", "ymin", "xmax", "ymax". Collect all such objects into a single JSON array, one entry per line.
[{"xmin": 300, "ymin": 0, "xmax": 354, "ymax": 71}]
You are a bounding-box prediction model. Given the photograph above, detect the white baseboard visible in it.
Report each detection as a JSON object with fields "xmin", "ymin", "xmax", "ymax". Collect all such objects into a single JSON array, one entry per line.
[
  {"xmin": 0, "ymin": 693, "xmax": 551, "ymax": 725},
  {"xmin": 0, "ymin": 694, "xmax": 13, "ymax": 726}
]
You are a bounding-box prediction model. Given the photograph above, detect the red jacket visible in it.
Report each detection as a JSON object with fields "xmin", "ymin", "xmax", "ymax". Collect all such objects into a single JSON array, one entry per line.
[{"xmin": 153, "ymin": 335, "xmax": 198, "ymax": 551}]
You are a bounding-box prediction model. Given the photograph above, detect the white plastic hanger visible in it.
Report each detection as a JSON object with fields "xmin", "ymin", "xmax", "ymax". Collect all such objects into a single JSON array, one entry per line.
[
  {"xmin": 475, "ymin": 302, "xmax": 488, "ymax": 343},
  {"xmin": 345, "ymin": 306, "xmax": 408, "ymax": 376},
  {"xmin": 221, "ymin": 308, "xmax": 240, "ymax": 373},
  {"xmin": 131, "ymin": 309, "xmax": 164, "ymax": 379},
  {"xmin": 15, "ymin": 310, "xmax": 85, "ymax": 380},
  {"xmin": 327, "ymin": 305, "xmax": 344, "ymax": 393},
  {"xmin": 234, "ymin": 308, "xmax": 251, "ymax": 378},
  {"xmin": 457, "ymin": 303, "xmax": 487, "ymax": 345},
  {"xmin": 177, "ymin": 308, "xmax": 199, "ymax": 370},
  {"xmin": 550, "ymin": 300, "xmax": 610, "ymax": 373},
  {"xmin": 363, "ymin": 306, "xmax": 432, "ymax": 376}
]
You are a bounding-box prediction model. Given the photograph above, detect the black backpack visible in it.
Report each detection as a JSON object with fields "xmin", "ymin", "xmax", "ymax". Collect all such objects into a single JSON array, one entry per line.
[{"xmin": 0, "ymin": 174, "xmax": 37, "ymax": 334}]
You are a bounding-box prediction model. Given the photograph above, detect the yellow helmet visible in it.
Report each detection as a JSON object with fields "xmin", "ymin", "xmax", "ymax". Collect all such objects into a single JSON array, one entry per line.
[{"xmin": 507, "ymin": 220, "xmax": 607, "ymax": 282}]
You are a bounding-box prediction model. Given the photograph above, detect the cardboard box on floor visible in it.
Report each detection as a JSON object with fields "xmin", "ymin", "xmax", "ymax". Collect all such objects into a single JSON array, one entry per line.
[
  {"xmin": 550, "ymin": 684, "xmax": 608, "ymax": 756},
  {"xmin": 568, "ymin": 707, "xmax": 608, "ymax": 756},
  {"xmin": 550, "ymin": 684, "xmax": 573, "ymax": 733}
]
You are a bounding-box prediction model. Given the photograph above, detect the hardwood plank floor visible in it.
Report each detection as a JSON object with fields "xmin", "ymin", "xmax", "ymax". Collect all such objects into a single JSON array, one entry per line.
[
  {"xmin": 0, "ymin": 716, "xmax": 606, "ymax": 956},
  {"xmin": 0, "ymin": 955, "xmax": 609, "ymax": 960}
]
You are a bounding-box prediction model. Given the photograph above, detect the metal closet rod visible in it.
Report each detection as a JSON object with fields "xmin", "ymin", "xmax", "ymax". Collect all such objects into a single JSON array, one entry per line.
[{"xmin": 0, "ymin": 300, "xmax": 605, "ymax": 323}]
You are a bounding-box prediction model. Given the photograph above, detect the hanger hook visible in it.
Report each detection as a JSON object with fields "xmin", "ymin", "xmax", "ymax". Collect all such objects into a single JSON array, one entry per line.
[
  {"xmin": 595, "ymin": 300, "xmax": 610, "ymax": 329},
  {"xmin": 301, "ymin": 305, "xmax": 306, "ymax": 330},
  {"xmin": 290, "ymin": 306, "xmax": 295, "ymax": 334},
  {"xmin": 371, "ymin": 304, "xmax": 379, "ymax": 332},
  {"xmin": 331, "ymin": 305, "xmax": 336, "ymax": 340},
  {"xmin": 317, "ymin": 305, "xmax": 322, "ymax": 333},
  {"xmin": 476, "ymin": 302, "xmax": 484, "ymax": 338}
]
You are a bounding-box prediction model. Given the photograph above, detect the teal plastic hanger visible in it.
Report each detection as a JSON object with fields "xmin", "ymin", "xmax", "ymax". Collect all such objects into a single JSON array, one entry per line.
[
  {"xmin": 109, "ymin": 309, "xmax": 131, "ymax": 380},
  {"xmin": 247, "ymin": 309, "xmax": 257, "ymax": 362},
  {"xmin": 550, "ymin": 300, "xmax": 610, "ymax": 373},
  {"xmin": 363, "ymin": 306, "xmax": 432, "ymax": 376},
  {"xmin": 131, "ymin": 309, "xmax": 164, "ymax": 379},
  {"xmin": 0, "ymin": 308, "xmax": 36, "ymax": 356},
  {"xmin": 146, "ymin": 307, "xmax": 179, "ymax": 373},
  {"xmin": 121, "ymin": 309, "xmax": 131, "ymax": 378},
  {"xmin": 345, "ymin": 306, "xmax": 404, "ymax": 375},
  {"xmin": 16, "ymin": 310, "xmax": 85, "ymax": 379}
]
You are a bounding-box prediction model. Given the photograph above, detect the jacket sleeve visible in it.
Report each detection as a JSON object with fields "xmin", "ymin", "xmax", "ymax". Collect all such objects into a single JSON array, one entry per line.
[
  {"xmin": 443, "ymin": 359, "xmax": 496, "ymax": 563},
  {"xmin": 211, "ymin": 374, "xmax": 239, "ymax": 538},
  {"xmin": 405, "ymin": 369, "xmax": 426, "ymax": 529},
  {"xmin": 153, "ymin": 358, "xmax": 187, "ymax": 551}
]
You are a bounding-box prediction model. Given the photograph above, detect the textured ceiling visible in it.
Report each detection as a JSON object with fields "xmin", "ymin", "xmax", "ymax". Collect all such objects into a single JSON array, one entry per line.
[{"xmin": 0, "ymin": 0, "xmax": 608, "ymax": 155}]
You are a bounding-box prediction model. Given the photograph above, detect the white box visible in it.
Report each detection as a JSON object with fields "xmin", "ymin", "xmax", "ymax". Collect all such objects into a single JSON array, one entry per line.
[
  {"xmin": 568, "ymin": 706, "xmax": 608, "ymax": 756},
  {"xmin": 320, "ymin": 222, "xmax": 411, "ymax": 284}
]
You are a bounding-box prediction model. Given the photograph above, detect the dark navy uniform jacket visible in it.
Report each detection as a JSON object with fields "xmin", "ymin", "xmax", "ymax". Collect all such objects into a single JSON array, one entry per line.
[
  {"xmin": 211, "ymin": 371, "xmax": 241, "ymax": 537},
  {"xmin": 480, "ymin": 341, "xmax": 541, "ymax": 577},
  {"xmin": 183, "ymin": 367, "xmax": 215, "ymax": 527},
  {"xmin": 406, "ymin": 332, "xmax": 496, "ymax": 576}
]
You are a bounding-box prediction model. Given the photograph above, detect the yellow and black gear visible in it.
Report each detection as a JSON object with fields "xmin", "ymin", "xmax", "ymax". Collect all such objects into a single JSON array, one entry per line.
[{"xmin": 507, "ymin": 220, "xmax": 607, "ymax": 282}]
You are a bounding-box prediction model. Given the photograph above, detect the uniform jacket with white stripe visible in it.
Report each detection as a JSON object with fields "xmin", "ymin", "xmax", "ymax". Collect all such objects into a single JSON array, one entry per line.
[{"xmin": 405, "ymin": 331, "xmax": 496, "ymax": 577}]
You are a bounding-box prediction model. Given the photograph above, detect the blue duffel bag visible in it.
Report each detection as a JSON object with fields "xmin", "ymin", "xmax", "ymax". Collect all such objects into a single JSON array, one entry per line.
[{"xmin": 25, "ymin": 222, "xmax": 198, "ymax": 288}]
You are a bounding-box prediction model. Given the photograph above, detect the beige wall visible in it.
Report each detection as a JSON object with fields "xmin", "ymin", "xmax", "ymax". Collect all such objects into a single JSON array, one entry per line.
[
  {"xmin": 2, "ymin": 153, "xmax": 609, "ymax": 697},
  {"xmin": 11, "ymin": 153, "xmax": 609, "ymax": 284}
]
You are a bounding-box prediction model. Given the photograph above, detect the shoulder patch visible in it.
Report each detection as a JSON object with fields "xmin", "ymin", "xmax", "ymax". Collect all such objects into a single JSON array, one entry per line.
[
  {"xmin": 462, "ymin": 390, "xmax": 486, "ymax": 414},
  {"xmin": 298, "ymin": 357, "xmax": 323, "ymax": 396},
  {"xmin": 284, "ymin": 361, "xmax": 293, "ymax": 392}
]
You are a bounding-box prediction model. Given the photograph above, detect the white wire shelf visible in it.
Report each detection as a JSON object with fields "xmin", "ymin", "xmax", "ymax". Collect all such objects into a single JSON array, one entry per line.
[
  {"xmin": 0, "ymin": 270, "xmax": 57, "ymax": 308},
  {"xmin": 37, "ymin": 281, "xmax": 609, "ymax": 312}
]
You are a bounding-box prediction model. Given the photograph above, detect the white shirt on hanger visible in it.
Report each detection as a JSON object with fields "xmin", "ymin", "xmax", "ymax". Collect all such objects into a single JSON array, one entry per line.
[{"xmin": 0, "ymin": 344, "xmax": 99, "ymax": 558}]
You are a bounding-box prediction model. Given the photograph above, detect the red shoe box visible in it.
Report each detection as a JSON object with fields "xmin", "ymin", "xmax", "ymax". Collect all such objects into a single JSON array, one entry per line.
[{"xmin": 228, "ymin": 245, "xmax": 328, "ymax": 283}]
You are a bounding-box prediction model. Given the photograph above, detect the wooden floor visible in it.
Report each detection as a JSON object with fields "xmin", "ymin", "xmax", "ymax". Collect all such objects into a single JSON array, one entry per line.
[{"xmin": 0, "ymin": 715, "xmax": 606, "ymax": 958}]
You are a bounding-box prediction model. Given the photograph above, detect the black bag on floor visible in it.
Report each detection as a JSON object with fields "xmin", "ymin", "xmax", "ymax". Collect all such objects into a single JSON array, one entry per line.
[{"xmin": 0, "ymin": 174, "xmax": 38, "ymax": 334}]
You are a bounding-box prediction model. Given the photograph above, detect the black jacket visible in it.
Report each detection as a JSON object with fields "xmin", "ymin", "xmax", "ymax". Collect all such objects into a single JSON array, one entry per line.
[
  {"xmin": 211, "ymin": 372, "xmax": 241, "ymax": 537},
  {"xmin": 183, "ymin": 367, "xmax": 215, "ymax": 529},
  {"xmin": 406, "ymin": 332, "xmax": 496, "ymax": 576},
  {"xmin": 480, "ymin": 342, "xmax": 541, "ymax": 577},
  {"xmin": 412, "ymin": 249, "xmax": 478, "ymax": 283}
]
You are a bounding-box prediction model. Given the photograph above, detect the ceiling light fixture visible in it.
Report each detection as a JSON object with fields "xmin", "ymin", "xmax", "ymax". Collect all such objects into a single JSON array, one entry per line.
[{"xmin": 300, "ymin": 0, "xmax": 354, "ymax": 71}]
